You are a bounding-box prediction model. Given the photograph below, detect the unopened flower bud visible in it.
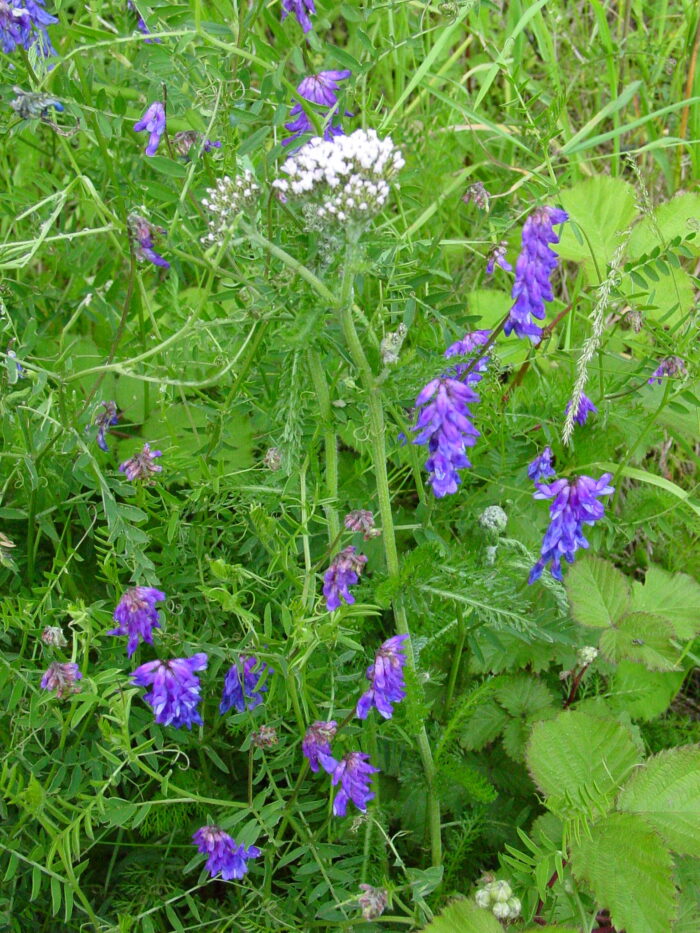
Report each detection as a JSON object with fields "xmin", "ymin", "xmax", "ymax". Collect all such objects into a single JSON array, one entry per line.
[
  {"xmin": 264, "ymin": 447, "xmax": 283, "ymax": 471},
  {"xmin": 490, "ymin": 880, "xmax": 512, "ymax": 902},
  {"xmin": 344, "ymin": 509, "xmax": 380, "ymax": 540},
  {"xmin": 492, "ymin": 901, "xmax": 511, "ymax": 920},
  {"xmin": 358, "ymin": 884, "xmax": 388, "ymax": 920},
  {"xmin": 380, "ymin": 323, "xmax": 408, "ymax": 365},
  {"xmin": 479, "ymin": 505, "xmax": 508, "ymax": 535},
  {"xmin": 462, "ymin": 181, "xmax": 490, "ymax": 211},
  {"xmin": 506, "ymin": 896, "xmax": 521, "ymax": 918},
  {"xmin": 475, "ymin": 888, "xmax": 491, "ymax": 908},
  {"xmin": 42, "ymin": 626, "xmax": 68, "ymax": 648}
]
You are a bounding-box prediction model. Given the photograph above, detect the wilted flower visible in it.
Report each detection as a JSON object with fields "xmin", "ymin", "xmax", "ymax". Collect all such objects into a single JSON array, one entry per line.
[
  {"xmin": 358, "ymin": 885, "xmax": 388, "ymax": 921},
  {"xmin": 565, "ymin": 392, "xmax": 597, "ymax": 426},
  {"xmin": 192, "ymin": 825, "xmax": 261, "ymax": 881},
  {"xmin": 110, "ymin": 586, "xmax": 165, "ymax": 657},
  {"xmin": 127, "ymin": 213, "xmax": 170, "ymax": 269},
  {"xmin": 356, "ymin": 634, "xmax": 409, "ymax": 720},
  {"xmin": 119, "ymin": 442, "xmax": 163, "ymax": 482},
  {"xmin": 322, "ymin": 751, "xmax": 379, "ymax": 816},
  {"xmin": 91, "ymin": 400, "xmax": 119, "ymax": 451},
  {"xmin": 201, "ymin": 171, "xmax": 260, "ymax": 246},
  {"xmin": 462, "ymin": 181, "xmax": 490, "ymax": 210},
  {"xmin": 283, "ymin": 70, "xmax": 351, "ymax": 146},
  {"xmin": 486, "ymin": 241, "xmax": 512, "ymax": 275},
  {"xmin": 41, "ymin": 662, "xmax": 82, "ymax": 698},
  {"xmin": 302, "ymin": 720, "xmax": 338, "ymax": 772},
  {"xmin": 528, "ymin": 446, "xmax": 556, "ymax": 482},
  {"xmin": 131, "ymin": 653, "xmax": 208, "ymax": 729},
  {"xmin": 251, "ymin": 724, "xmax": 278, "ymax": 748},
  {"xmin": 323, "ymin": 546, "xmax": 367, "ymax": 611},
  {"xmin": 505, "ymin": 206, "xmax": 568, "ymax": 343},
  {"xmin": 172, "ymin": 130, "xmax": 221, "ymax": 158},
  {"xmin": 9, "ymin": 86, "xmax": 63, "ymax": 119},
  {"xmin": 280, "ymin": 0, "xmax": 315, "ymax": 33},
  {"xmin": 380, "ymin": 323, "xmax": 407, "ymax": 365},
  {"xmin": 344, "ymin": 509, "xmax": 379, "ymax": 540},
  {"xmin": 529, "ymin": 473, "xmax": 614, "ymax": 583},
  {"xmin": 479, "ymin": 505, "xmax": 508, "ymax": 534},
  {"xmin": 0, "ymin": 531, "xmax": 16, "ymax": 571},
  {"xmin": 41, "ymin": 626, "xmax": 67, "ymax": 647},
  {"xmin": 133, "ymin": 101, "xmax": 166, "ymax": 156},
  {"xmin": 220, "ymin": 656, "xmax": 272, "ymax": 714},
  {"xmin": 648, "ymin": 355, "xmax": 686, "ymax": 384}
]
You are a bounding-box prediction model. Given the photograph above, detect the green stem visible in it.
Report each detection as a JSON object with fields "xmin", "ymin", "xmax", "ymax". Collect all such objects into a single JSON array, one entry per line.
[
  {"xmin": 444, "ymin": 608, "xmax": 468, "ymax": 717},
  {"xmin": 308, "ymin": 348, "xmax": 340, "ymax": 542},
  {"xmin": 337, "ymin": 236, "xmax": 442, "ymax": 868}
]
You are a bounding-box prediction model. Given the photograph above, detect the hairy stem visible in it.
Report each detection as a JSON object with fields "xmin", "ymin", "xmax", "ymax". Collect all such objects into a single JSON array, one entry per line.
[{"xmin": 308, "ymin": 349, "xmax": 340, "ymax": 542}]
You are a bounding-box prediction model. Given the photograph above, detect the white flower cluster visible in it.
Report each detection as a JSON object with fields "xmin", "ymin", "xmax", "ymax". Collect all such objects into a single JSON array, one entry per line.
[
  {"xmin": 577, "ymin": 645, "xmax": 599, "ymax": 666},
  {"xmin": 201, "ymin": 171, "xmax": 259, "ymax": 245},
  {"xmin": 272, "ymin": 129, "xmax": 404, "ymax": 228},
  {"xmin": 475, "ymin": 880, "xmax": 521, "ymax": 920},
  {"xmin": 479, "ymin": 505, "xmax": 508, "ymax": 535}
]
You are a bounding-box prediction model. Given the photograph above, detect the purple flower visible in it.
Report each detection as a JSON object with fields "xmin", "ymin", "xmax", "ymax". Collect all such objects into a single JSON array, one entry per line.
[
  {"xmin": 529, "ymin": 473, "xmax": 614, "ymax": 583},
  {"xmin": 323, "ymin": 546, "xmax": 367, "ymax": 611},
  {"xmin": 486, "ymin": 241, "xmax": 512, "ymax": 275},
  {"xmin": 131, "ymin": 653, "xmax": 208, "ymax": 729},
  {"xmin": 444, "ymin": 328, "xmax": 491, "ymax": 385},
  {"xmin": 92, "ymin": 400, "xmax": 119, "ymax": 451},
  {"xmin": 127, "ymin": 213, "xmax": 170, "ymax": 269},
  {"xmin": 302, "ymin": 720, "xmax": 338, "ymax": 772},
  {"xmin": 323, "ymin": 751, "xmax": 379, "ymax": 816},
  {"xmin": 356, "ymin": 634, "xmax": 409, "ymax": 720},
  {"xmin": 119, "ymin": 442, "xmax": 163, "ymax": 481},
  {"xmin": 110, "ymin": 586, "xmax": 165, "ymax": 657},
  {"xmin": 192, "ymin": 825, "xmax": 261, "ymax": 881},
  {"xmin": 648, "ymin": 355, "xmax": 686, "ymax": 384},
  {"xmin": 281, "ymin": 0, "xmax": 315, "ymax": 33},
  {"xmin": 0, "ymin": 2, "xmax": 31, "ymax": 53},
  {"xmin": 41, "ymin": 662, "xmax": 82, "ymax": 698},
  {"xmin": 504, "ymin": 206, "xmax": 568, "ymax": 343},
  {"xmin": 344, "ymin": 509, "xmax": 379, "ymax": 540},
  {"xmin": 127, "ymin": 0, "xmax": 160, "ymax": 42},
  {"xmin": 134, "ymin": 101, "xmax": 166, "ymax": 156},
  {"xmin": 412, "ymin": 375, "xmax": 480, "ymax": 498},
  {"xmin": 566, "ymin": 392, "xmax": 597, "ymax": 426},
  {"xmin": 172, "ymin": 130, "xmax": 221, "ymax": 158},
  {"xmin": 462, "ymin": 181, "xmax": 490, "ymax": 211},
  {"xmin": 283, "ymin": 70, "xmax": 352, "ymax": 146},
  {"xmin": 528, "ymin": 446, "xmax": 556, "ymax": 482},
  {"xmin": 220, "ymin": 656, "xmax": 272, "ymax": 714}
]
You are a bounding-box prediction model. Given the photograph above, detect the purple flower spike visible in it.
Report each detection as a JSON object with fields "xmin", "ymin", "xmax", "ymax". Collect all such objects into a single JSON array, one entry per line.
[
  {"xmin": 92, "ymin": 400, "xmax": 119, "ymax": 451},
  {"xmin": 566, "ymin": 392, "xmax": 597, "ymax": 426},
  {"xmin": 528, "ymin": 446, "xmax": 556, "ymax": 482},
  {"xmin": 504, "ymin": 206, "xmax": 568, "ymax": 343},
  {"xmin": 323, "ymin": 751, "xmax": 379, "ymax": 816},
  {"xmin": 110, "ymin": 586, "xmax": 166, "ymax": 657},
  {"xmin": 192, "ymin": 825, "xmax": 260, "ymax": 881},
  {"xmin": 119, "ymin": 442, "xmax": 163, "ymax": 482},
  {"xmin": 220, "ymin": 656, "xmax": 272, "ymax": 714},
  {"xmin": 297, "ymin": 70, "xmax": 351, "ymax": 107},
  {"xmin": 41, "ymin": 662, "xmax": 82, "ymax": 698},
  {"xmin": 281, "ymin": 0, "xmax": 315, "ymax": 33},
  {"xmin": 444, "ymin": 329, "xmax": 491, "ymax": 385},
  {"xmin": 1, "ymin": 3, "xmax": 32, "ymax": 53},
  {"xmin": 486, "ymin": 241, "xmax": 512, "ymax": 275},
  {"xmin": 302, "ymin": 720, "xmax": 337, "ymax": 772},
  {"xmin": 128, "ymin": 213, "xmax": 170, "ymax": 269},
  {"xmin": 648, "ymin": 355, "xmax": 686, "ymax": 384},
  {"xmin": 134, "ymin": 101, "xmax": 166, "ymax": 156},
  {"xmin": 356, "ymin": 634, "xmax": 409, "ymax": 720},
  {"xmin": 131, "ymin": 653, "xmax": 208, "ymax": 729},
  {"xmin": 323, "ymin": 546, "xmax": 367, "ymax": 611},
  {"xmin": 529, "ymin": 473, "xmax": 614, "ymax": 583}
]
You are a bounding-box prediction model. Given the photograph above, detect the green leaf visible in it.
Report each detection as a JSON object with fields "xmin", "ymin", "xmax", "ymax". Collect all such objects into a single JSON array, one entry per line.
[
  {"xmin": 526, "ymin": 710, "xmax": 642, "ymax": 815},
  {"xmin": 419, "ymin": 898, "xmax": 504, "ymax": 933},
  {"xmin": 570, "ymin": 813, "xmax": 677, "ymax": 933},
  {"xmin": 599, "ymin": 611, "xmax": 680, "ymax": 671},
  {"xmin": 458, "ymin": 700, "xmax": 509, "ymax": 751},
  {"xmin": 610, "ymin": 661, "xmax": 685, "ymax": 721},
  {"xmin": 620, "ymin": 264, "xmax": 695, "ymax": 327},
  {"xmin": 495, "ymin": 675, "xmax": 557, "ymax": 718},
  {"xmin": 101, "ymin": 797, "xmax": 138, "ymax": 827},
  {"xmin": 628, "ymin": 193, "xmax": 700, "ymax": 258},
  {"xmin": 617, "ymin": 747, "xmax": 700, "ymax": 857},
  {"xmin": 631, "ymin": 566, "xmax": 700, "ymax": 640},
  {"xmin": 565, "ymin": 556, "xmax": 630, "ymax": 628}
]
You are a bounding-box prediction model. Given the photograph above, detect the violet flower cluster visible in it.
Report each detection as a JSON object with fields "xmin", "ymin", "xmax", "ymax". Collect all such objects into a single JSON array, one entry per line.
[
  {"xmin": 284, "ymin": 70, "xmax": 351, "ymax": 146},
  {"xmin": 528, "ymin": 446, "xmax": 556, "ymax": 482},
  {"xmin": 41, "ymin": 661, "xmax": 82, "ymax": 698},
  {"xmin": 356, "ymin": 634, "xmax": 409, "ymax": 720},
  {"xmin": 505, "ymin": 206, "xmax": 568, "ymax": 343},
  {"xmin": 566, "ymin": 392, "xmax": 597, "ymax": 426},
  {"xmin": 92, "ymin": 400, "xmax": 119, "ymax": 451},
  {"xmin": 323, "ymin": 546, "xmax": 367, "ymax": 611},
  {"xmin": 119, "ymin": 442, "xmax": 163, "ymax": 481},
  {"xmin": 134, "ymin": 101, "xmax": 166, "ymax": 156},
  {"xmin": 128, "ymin": 213, "xmax": 170, "ymax": 269},
  {"xmin": 648, "ymin": 355, "xmax": 686, "ymax": 384},
  {"xmin": 1, "ymin": 0, "xmax": 57, "ymax": 58},
  {"xmin": 192, "ymin": 825, "xmax": 260, "ymax": 881},
  {"xmin": 131, "ymin": 653, "xmax": 208, "ymax": 729},
  {"xmin": 281, "ymin": 0, "xmax": 315, "ymax": 33},
  {"xmin": 220, "ymin": 656, "xmax": 272, "ymax": 714},
  {"xmin": 110, "ymin": 586, "xmax": 165, "ymax": 657}
]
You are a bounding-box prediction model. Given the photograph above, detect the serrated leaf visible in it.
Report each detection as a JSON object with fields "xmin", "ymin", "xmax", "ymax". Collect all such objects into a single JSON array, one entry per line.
[
  {"xmin": 495, "ymin": 675, "xmax": 557, "ymax": 718},
  {"xmin": 459, "ymin": 700, "xmax": 509, "ymax": 750},
  {"xmin": 617, "ymin": 747, "xmax": 700, "ymax": 857},
  {"xmin": 610, "ymin": 661, "xmax": 685, "ymax": 721},
  {"xmin": 599, "ymin": 611, "xmax": 680, "ymax": 671},
  {"xmin": 570, "ymin": 813, "xmax": 677, "ymax": 933},
  {"xmin": 628, "ymin": 193, "xmax": 700, "ymax": 258},
  {"xmin": 419, "ymin": 898, "xmax": 504, "ymax": 933},
  {"xmin": 631, "ymin": 566, "xmax": 700, "ymax": 640},
  {"xmin": 566, "ymin": 556, "xmax": 630, "ymax": 628},
  {"xmin": 526, "ymin": 711, "xmax": 642, "ymax": 815}
]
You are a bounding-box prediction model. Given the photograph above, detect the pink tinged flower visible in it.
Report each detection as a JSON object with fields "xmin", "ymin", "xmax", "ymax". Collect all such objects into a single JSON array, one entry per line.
[
  {"xmin": 344, "ymin": 509, "xmax": 379, "ymax": 540},
  {"xmin": 41, "ymin": 662, "xmax": 82, "ymax": 698},
  {"xmin": 323, "ymin": 751, "xmax": 379, "ymax": 816},
  {"xmin": 41, "ymin": 626, "xmax": 67, "ymax": 647},
  {"xmin": 302, "ymin": 720, "xmax": 337, "ymax": 772},
  {"xmin": 358, "ymin": 885, "xmax": 389, "ymax": 921},
  {"xmin": 133, "ymin": 101, "xmax": 166, "ymax": 156},
  {"xmin": 356, "ymin": 634, "xmax": 409, "ymax": 720},
  {"xmin": 192, "ymin": 825, "xmax": 261, "ymax": 880},
  {"xmin": 648, "ymin": 355, "xmax": 686, "ymax": 384},
  {"xmin": 323, "ymin": 546, "xmax": 367, "ymax": 611},
  {"xmin": 119, "ymin": 442, "xmax": 163, "ymax": 482},
  {"xmin": 110, "ymin": 586, "xmax": 166, "ymax": 657},
  {"xmin": 131, "ymin": 653, "xmax": 208, "ymax": 729},
  {"xmin": 486, "ymin": 241, "xmax": 512, "ymax": 275}
]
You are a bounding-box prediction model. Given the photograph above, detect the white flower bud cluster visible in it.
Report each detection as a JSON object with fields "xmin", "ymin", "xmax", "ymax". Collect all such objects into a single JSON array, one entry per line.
[
  {"xmin": 577, "ymin": 645, "xmax": 599, "ymax": 666},
  {"xmin": 479, "ymin": 505, "xmax": 508, "ymax": 535},
  {"xmin": 272, "ymin": 129, "xmax": 404, "ymax": 228},
  {"xmin": 475, "ymin": 880, "xmax": 521, "ymax": 920},
  {"xmin": 201, "ymin": 171, "xmax": 260, "ymax": 245},
  {"xmin": 380, "ymin": 323, "xmax": 408, "ymax": 365}
]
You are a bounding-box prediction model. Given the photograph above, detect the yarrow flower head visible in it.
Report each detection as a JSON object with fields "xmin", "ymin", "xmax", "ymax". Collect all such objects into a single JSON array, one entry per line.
[
  {"xmin": 133, "ymin": 101, "xmax": 166, "ymax": 156},
  {"xmin": 201, "ymin": 171, "xmax": 260, "ymax": 246},
  {"xmin": 528, "ymin": 446, "xmax": 556, "ymax": 482},
  {"xmin": 280, "ymin": 0, "xmax": 315, "ymax": 33},
  {"xmin": 324, "ymin": 751, "xmax": 379, "ymax": 816},
  {"xmin": 444, "ymin": 328, "xmax": 491, "ymax": 385},
  {"xmin": 358, "ymin": 885, "xmax": 389, "ymax": 921},
  {"xmin": 272, "ymin": 128, "xmax": 404, "ymax": 230},
  {"xmin": 220, "ymin": 655, "xmax": 272, "ymax": 714},
  {"xmin": 356, "ymin": 634, "xmax": 409, "ymax": 720},
  {"xmin": 479, "ymin": 505, "xmax": 508, "ymax": 535},
  {"xmin": 41, "ymin": 625, "xmax": 67, "ymax": 647},
  {"xmin": 172, "ymin": 130, "xmax": 221, "ymax": 159},
  {"xmin": 131, "ymin": 653, "xmax": 208, "ymax": 729},
  {"xmin": 529, "ymin": 473, "xmax": 614, "ymax": 583},
  {"xmin": 577, "ymin": 645, "xmax": 599, "ymax": 666},
  {"xmin": 128, "ymin": 213, "xmax": 170, "ymax": 269},
  {"xmin": 283, "ymin": 70, "xmax": 352, "ymax": 146},
  {"xmin": 505, "ymin": 206, "xmax": 568, "ymax": 343},
  {"xmin": 302, "ymin": 720, "xmax": 338, "ymax": 772},
  {"xmin": 344, "ymin": 509, "xmax": 379, "ymax": 540},
  {"xmin": 323, "ymin": 546, "xmax": 367, "ymax": 611},
  {"xmin": 119, "ymin": 442, "xmax": 163, "ymax": 482},
  {"xmin": 41, "ymin": 662, "xmax": 82, "ymax": 698},
  {"xmin": 566, "ymin": 392, "xmax": 597, "ymax": 426},
  {"xmin": 110, "ymin": 586, "xmax": 165, "ymax": 658},
  {"xmin": 486, "ymin": 241, "xmax": 512, "ymax": 275},
  {"xmin": 92, "ymin": 400, "xmax": 119, "ymax": 451},
  {"xmin": 648, "ymin": 355, "xmax": 687, "ymax": 384},
  {"xmin": 192, "ymin": 825, "xmax": 261, "ymax": 881}
]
